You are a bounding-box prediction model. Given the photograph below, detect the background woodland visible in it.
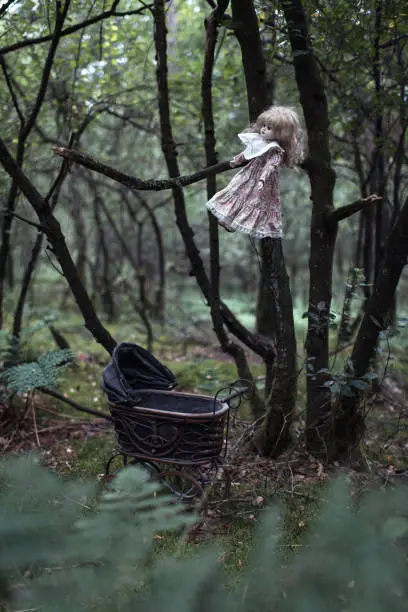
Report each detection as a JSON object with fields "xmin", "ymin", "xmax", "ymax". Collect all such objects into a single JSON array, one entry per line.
[{"xmin": 0, "ymin": 0, "xmax": 408, "ymax": 460}]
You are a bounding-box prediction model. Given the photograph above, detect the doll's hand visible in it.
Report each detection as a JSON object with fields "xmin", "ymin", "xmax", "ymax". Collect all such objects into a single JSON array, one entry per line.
[
  {"xmin": 257, "ymin": 179, "xmax": 265, "ymax": 192},
  {"xmin": 230, "ymin": 152, "xmax": 246, "ymax": 168}
]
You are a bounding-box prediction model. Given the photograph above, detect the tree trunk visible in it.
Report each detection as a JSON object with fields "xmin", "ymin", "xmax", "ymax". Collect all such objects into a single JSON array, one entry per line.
[
  {"xmin": 232, "ymin": 0, "xmax": 297, "ymax": 453},
  {"xmin": 256, "ymin": 239, "xmax": 297, "ymax": 455},
  {"xmin": 282, "ymin": 0, "xmax": 337, "ymax": 459},
  {"xmin": 201, "ymin": 0, "xmax": 266, "ymax": 420},
  {"xmin": 335, "ymin": 196, "xmax": 408, "ymax": 458}
]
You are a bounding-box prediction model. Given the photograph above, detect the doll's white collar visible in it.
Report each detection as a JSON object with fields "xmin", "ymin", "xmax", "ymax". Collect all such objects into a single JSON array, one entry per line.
[{"xmin": 238, "ymin": 132, "xmax": 283, "ymax": 160}]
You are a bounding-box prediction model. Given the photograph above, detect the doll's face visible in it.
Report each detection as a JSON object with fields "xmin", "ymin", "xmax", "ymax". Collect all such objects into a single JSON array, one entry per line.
[{"xmin": 259, "ymin": 123, "xmax": 275, "ymax": 140}]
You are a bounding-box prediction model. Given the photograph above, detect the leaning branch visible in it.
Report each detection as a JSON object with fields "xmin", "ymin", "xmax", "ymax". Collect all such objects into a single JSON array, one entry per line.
[
  {"xmin": 53, "ymin": 145, "xmax": 235, "ymax": 190},
  {"xmin": 0, "ymin": 138, "xmax": 117, "ymax": 354},
  {"xmin": 0, "ymin": 0, "xmax": 17, "ymax": 19},
  {"xmin": 327, "ymin": 194, "xmax": 382, "ymax": 224},
  {"xmin": 39, "ymin": 386, "xmax": 112, "ymax": 421}
]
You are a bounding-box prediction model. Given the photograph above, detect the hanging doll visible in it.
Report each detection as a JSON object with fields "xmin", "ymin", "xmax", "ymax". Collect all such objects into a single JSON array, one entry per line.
[{"xmin": 206, "ymin": 106, "xmax": 303, "ymax": 239}]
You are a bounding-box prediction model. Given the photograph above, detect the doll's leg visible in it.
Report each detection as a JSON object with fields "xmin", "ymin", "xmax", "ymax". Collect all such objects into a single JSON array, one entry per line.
[{"xmin": 218, "ymin": 220, "xmax": 236, "ymax": 233}]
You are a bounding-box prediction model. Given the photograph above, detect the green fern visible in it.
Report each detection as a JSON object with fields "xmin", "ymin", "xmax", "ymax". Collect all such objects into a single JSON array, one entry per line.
[{"xmin": 1, "ymin": 349, "xmax": 73, "ymax": 394}]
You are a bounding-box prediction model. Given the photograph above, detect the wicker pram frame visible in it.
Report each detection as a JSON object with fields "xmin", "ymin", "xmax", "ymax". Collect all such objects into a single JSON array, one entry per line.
[{"xmin": 104, "ymin": 381, "xmax": 252, "ymax": 509}]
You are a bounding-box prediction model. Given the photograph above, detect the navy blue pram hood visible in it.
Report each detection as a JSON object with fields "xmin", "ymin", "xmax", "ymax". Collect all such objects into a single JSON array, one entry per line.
[{"xmin": 101, "ymin": 342, "xmax": 177, "ymax": 405}]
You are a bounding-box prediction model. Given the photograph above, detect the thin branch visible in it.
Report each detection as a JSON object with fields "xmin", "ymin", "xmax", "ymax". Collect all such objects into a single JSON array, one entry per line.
[
  {"xmin": 328, "ymin": 194, "xmax": 382, "ymax": 224},
  {"xmin": 0, "ymin": 56, "xmax": 24, "ymax": 125},
  {"xmin": 114, "ymin": 7, "xmax": 153, "ymax": 15},
  {"xmin": 1, "ymin": 210, "xmax": 44, "ymax": 231},
  {"xmin": 12, "ymin": 132, "xmax": 76, "ymax": 344},
  {"xmin": 52, "ymin": 145, "xmax": 237, "ymax": 190},
  {"xmin": 39, "ymin": 386, "xmax": 113, "ymax": 421},
  {"xmin": 103, "ymin": 108, "xmax": 158, "ymax": 134},
  {"xmin": 22, "ymin": 0, "xmax": 71, "ymax": 139},
  {"xmin": 0, "ymin": 3, "xmax": 152, "ymax": 55},
  {"xmin": 46, "ymin": 131, "xmax": 76, "ymax": 205},
  {"xmin": 379, "ymin": 33, "xmax": 408, "ymax": 49}
]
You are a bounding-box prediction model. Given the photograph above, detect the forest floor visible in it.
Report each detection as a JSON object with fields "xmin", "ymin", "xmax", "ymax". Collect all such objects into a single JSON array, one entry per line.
[{"xmin": 1, "ymin": 322, "xmax": 408, "ymax": 578}]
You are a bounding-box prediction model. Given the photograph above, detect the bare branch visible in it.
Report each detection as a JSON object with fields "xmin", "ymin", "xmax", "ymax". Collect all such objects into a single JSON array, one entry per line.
[
  {"xmin": 0, "ymin": 56, "xmax": 24, "ymax": 125},
  {"xmin": 52, "ymin": 145, "xmax": 236, "ymax": 190},
  {"xmin": 1, "ymin": 210, "xmax": 44, "ymax": 231},
  {"xmin": 328, "ymin": 194, "xmax": 382, "ymax": 224},
  {"xmin": 379, "ymin": 33, "xmax": 408, "ymax": 49}
]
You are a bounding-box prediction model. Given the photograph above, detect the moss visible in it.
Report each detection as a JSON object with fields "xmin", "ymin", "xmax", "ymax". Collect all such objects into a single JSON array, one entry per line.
[
  {"xmin": 60, "ymin": 434, "xmax": 116, "ymax": 479},
  {"xmin": 169, "ymin": 359, "xmax": 264, "ymax": 394}
]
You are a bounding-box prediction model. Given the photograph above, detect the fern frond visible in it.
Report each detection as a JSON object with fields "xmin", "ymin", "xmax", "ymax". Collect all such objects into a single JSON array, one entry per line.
[
  {"xmin": 2, "ymin": 349, "xmax": 73, "ymax": 394},
  {"xmin": 1, "ymin": 456, "xmax": 408, "ymax": 612}
]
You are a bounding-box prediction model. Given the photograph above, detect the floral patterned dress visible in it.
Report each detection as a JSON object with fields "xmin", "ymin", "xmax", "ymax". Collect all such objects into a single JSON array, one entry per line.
[{"xmin": 206, "ymin": 135, "xmax": 284, "ymax": 239}]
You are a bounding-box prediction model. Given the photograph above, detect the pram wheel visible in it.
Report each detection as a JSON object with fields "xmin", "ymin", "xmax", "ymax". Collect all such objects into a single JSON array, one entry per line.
[
  {"xmin": 104, "ymin": 452, "xmax": 158, "ymax": 481},
  {"xmin": 155, "ymin": 466, "xmax": 208, "ymax": 514},
  {"xmin": 103, "ymin": 453, "xmax": 207, "ymax": 514}
]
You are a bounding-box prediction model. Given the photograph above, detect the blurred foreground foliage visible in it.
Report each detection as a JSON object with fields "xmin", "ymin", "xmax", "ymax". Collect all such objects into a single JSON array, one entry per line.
[{"xmin": 1, "ymin": 455, "xmax": 408, "ymax": 611}]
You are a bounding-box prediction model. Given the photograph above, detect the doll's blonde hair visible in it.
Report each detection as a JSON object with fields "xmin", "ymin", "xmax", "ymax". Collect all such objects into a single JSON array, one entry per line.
[{"xmin": 246, "ymin": 106, "xmax": 303, "ymax": 168}]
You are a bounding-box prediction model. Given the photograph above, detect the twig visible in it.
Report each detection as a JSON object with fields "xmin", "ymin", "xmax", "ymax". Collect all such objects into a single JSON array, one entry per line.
[
  {"xmin": 229, "ymin": 414, "xmax": 266, "ymax": 455},
  {"xmin": 329, "ymin": 341, "xmax": 354, "ymax": 357},
  {"xmin": 31, "ymin": 393, "xmax": 41, "ymax": 447},
  {"xmin": 62, "ymin": 495, "xmax": 91, "ymax": 511},
  {"xmin": 35, "ymin": 405, "xmax": 86, "ymax": 419},
  {"xmin": 282, "ymin": 489, "xmax": 330, "ymax": 504}
]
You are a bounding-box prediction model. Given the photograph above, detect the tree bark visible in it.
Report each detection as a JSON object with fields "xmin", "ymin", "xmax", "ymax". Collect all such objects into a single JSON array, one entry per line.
[
  {"xmin": 257, "ymin": 239, "xmax": 297, "ymax": 455},
  {"xmin": 281, "ymin": 0, "xmax": 337, "ymax": 458}
]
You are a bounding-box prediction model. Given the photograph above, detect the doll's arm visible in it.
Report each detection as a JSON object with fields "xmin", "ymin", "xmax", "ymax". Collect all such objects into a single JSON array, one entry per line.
[
  {"xmin": 257, "ymin": 149, "xmax": 283, "ymax": 190},
  {"xmin": 230, "ymin": 152, "xmax": 247, "ymax": 168}
]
